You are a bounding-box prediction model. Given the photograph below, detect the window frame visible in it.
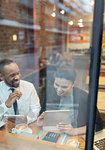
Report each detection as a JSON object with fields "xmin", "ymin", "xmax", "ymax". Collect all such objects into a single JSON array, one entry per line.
[{"xmin": 85, "ymin": 0, "xmax": 104, "ymax": 149}]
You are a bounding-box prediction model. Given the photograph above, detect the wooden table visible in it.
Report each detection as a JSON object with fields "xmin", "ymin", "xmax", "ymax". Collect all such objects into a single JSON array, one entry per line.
[
  {"xmin": 103, "ymin": 142, "xmax": 105, "ymax": 150},
  {"xmin": 0, "ymin": 120, "xmax": 85, "ymax": 150}
]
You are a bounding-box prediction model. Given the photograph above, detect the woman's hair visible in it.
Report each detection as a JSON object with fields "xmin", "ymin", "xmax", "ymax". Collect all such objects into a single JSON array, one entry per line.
[{"xmin": 54, "ymin": 66, "xmax": 76, "ymax": 83}]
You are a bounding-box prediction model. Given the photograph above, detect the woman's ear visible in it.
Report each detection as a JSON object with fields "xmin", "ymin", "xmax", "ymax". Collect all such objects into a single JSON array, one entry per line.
[{"xmin": 0, "ymin": 73, "xmax": 4, "ymax": 81}]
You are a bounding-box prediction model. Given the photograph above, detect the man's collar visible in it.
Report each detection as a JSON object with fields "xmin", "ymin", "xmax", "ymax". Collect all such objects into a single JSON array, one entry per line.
[
  {"xmin": 1, "ymin": 81, "xmax": 10, "ymax": 91},
  {"xmin": 2, "ymin": 80, "xmax": 20, "ymax": 91}
]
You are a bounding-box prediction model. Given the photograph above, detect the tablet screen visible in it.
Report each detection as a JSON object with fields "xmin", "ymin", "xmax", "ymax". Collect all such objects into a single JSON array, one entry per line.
[{"xmin": 43, "ymin": 110, "xmax": 70, "ymax": 127}]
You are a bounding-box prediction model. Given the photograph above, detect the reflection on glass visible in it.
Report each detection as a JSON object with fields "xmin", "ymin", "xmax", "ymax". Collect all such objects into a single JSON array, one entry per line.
[{"xmin": 0, "ymin": 0, "xmax": 104, "ymax": 150}]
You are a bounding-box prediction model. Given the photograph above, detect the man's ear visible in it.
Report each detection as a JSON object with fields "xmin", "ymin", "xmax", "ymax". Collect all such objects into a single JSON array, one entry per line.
[{"xmin": 0, "ymin": 73, "xmax": 4, "ymax": 81}]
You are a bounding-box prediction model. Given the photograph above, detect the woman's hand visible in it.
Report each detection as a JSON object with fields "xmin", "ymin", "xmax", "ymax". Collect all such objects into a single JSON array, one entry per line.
[
  {"xmin": 57, "ymin": 122, "xmax": 75, "ymax": 135},
  {"xmin": 37, "ymin": 112, "xmax": 45, "ymax": 127},
  {"xmin": 57, "ymin": 122, "xmax": 86, "ymax": 136}
]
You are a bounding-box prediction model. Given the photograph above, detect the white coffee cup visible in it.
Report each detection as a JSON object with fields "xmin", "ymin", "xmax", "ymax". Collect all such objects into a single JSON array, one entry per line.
[
  {"xmin": 15, "ymin": 123, "xmax": 28, "ymax": 131},
  {"xmin": 12, "ymin": 123, "xmax": 32, "ymax": 134}
]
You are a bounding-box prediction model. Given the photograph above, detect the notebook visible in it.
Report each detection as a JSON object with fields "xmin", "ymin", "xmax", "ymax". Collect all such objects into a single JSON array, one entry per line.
[{"xmin": 43, "ymin": 110, "xmax": 70, "ymax": 131}]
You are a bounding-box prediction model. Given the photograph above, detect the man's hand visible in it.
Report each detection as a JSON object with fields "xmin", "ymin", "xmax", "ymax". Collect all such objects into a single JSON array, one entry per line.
[
  {"xmin": 5, "ymin": 91, "xmax": 22, "ymax": 108},
  {"xmin": 57, "ymin": 122, "xmax": 75, "ymax": 135},
  {"xmin": 37, "ymin": 112, "xmax": 45, "ymax": 127}
]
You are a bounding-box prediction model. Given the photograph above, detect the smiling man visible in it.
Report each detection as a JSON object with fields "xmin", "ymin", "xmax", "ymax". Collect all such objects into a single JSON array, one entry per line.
[
  {"xmin": 37, "ymin": 67, "xmax": 103, "ymax": 135},
  {"xmin": 0, "ymin": 59, "xmax": 41, "ymax": 124}
]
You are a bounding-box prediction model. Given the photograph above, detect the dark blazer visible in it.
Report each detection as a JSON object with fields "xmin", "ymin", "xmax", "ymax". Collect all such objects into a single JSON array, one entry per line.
[
  {"xmin": 72, "ymin": 87, "xmax": 103, "ymax": 131},
  {"xmin": 73, "ymin": 87, "xmax": 89, "ymax": 128}
]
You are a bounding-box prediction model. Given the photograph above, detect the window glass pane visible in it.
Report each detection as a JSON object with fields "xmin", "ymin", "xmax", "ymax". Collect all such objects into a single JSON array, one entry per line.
[
  {"xmin": 94, "ymin": 1, "xmax": 105, "ymax": 149},
  {"xmin": 0, "ymin": 0, "xmax": 102, "ymax": 150}
]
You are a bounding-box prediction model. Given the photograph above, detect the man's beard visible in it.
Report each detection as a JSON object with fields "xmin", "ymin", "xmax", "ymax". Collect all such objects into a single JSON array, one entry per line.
[{"xmin": 5, "ymin": 79, "xmax": 20, "ymax": 88}]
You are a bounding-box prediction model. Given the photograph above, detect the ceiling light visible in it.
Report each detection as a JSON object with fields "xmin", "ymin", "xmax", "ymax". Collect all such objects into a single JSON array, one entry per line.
[
  {"xmin": 13, "ymin": 34, "xmax": 17, "ymax": 41},
  {"xmin": 89, "ymin": 0, "xmax": 94, "ymax": 6},
  {"xmin": 79, "ymin": 24, "xmax": 84, "ymax": 27},
  {"xmin": 51, "ymin": 12, "xmax": 56, "ymax": 17},
  {"xmin": 60, "ymin": 10, "xmax": 65, "ymax": 14},
  {"xmin": 53, "ymin": 5, "xmax": 56, "ymax": 11},
  {"xmin": 78, "ymin": 22, "xmax": 84, "ymax": 27},
  {"xmin": 68, "ymin": 21, "xmax": 73, "ymax": 25},
  {"xmin": 79, "ymin": 19, "xmax": 83, "ymax": 23}
]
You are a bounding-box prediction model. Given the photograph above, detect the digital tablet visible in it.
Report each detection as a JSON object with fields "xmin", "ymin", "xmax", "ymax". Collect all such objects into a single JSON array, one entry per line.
[
  {"xmin": 43, "ymin": 110, "xmax": 70, "ymax": 131},
  {"xmin": 4, "ymin": 115, "xmax": 25, "ymax": 118},
  {"xmin": 0, "ymin": 121, "xmax": 6, "ymax": 128}
]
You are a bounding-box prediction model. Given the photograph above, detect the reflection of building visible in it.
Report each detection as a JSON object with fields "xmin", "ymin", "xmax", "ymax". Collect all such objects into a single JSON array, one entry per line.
[
  {"xmin": 0, "ymin": 0, "xmax": 34, "ymax": 54},
  {"xmin": 0, "ymin": 1, "xmax": 105, "ymax": 147},
  {"xmin": 0, "ymin": 0, "xmax": 93, "ymax": 91},
  {"xmin": 0, "ymin": 0, "xmax": 93, "ymax": 92},
  {"xmin": 0, "ymin": 0, "xmax": 92, "ymax": 56}
]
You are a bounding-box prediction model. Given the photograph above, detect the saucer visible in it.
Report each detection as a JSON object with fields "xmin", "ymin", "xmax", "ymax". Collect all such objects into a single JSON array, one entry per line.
[{"xmin": 12, "ymin": 123, "xmax": 32, "ymax": 134}]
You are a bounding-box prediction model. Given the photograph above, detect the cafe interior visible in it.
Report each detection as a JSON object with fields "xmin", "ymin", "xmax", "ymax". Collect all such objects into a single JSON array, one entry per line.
[{"xmin": 0, "ymin": 0, "xmax": 105, "ymax": 149}]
